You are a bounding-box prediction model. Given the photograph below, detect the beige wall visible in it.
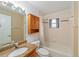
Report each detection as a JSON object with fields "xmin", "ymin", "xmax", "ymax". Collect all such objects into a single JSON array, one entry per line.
[
  {"xmin": 0, "ymin": 7, "xmax": 25, "ymax": 42},
  {"xmin": 78, "ymin": 2, "xmax": 79, "ymax": 57}
]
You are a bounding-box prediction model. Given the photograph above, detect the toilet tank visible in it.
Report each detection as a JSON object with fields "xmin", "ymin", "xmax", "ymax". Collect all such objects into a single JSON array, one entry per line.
[
  {"xmin": 27, "ymin": 33, "xmax": 39, "ymax": 42},
  {"xmin": 31, "ymin": 40, "xmax": 40, "ymax": 48}
]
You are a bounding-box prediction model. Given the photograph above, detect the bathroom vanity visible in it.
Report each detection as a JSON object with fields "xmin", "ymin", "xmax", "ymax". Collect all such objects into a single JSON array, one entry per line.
[{"xmin": 0, "ymin": 42, "xmax": 38, "ymax": 57}]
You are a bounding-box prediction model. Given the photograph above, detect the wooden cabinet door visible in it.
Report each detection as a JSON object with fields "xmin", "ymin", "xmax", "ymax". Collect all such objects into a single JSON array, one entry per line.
[
  {"xmin": 34, "ymin": 16, "xmax": 39, "ymax": 29},
  {"xmin": 31, "ymin": 15, "xmax": 35, "ymax": 29},
  {"xmin": 28, "ymin": 14, "xmax": 39, "ymax": 34},
  {"xmin": 36, "ymin": 17, "xmax": 39, "ymax": 29}
]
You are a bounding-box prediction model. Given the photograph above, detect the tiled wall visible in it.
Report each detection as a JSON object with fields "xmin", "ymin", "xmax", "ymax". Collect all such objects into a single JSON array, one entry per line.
[{"xmin": 43, "ymin": 9, "xmax": 73, "ymax": 56}]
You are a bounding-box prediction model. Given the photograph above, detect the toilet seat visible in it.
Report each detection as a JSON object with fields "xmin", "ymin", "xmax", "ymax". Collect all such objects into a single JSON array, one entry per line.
[{"xmin": 37, "ymin": 48, "xmax": 49, "ymax": 56}]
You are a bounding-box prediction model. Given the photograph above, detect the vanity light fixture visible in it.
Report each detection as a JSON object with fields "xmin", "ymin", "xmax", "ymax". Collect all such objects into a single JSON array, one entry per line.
[{"xmin": 1, "ymin": 1, "xmax": 26, "ymax": 15}]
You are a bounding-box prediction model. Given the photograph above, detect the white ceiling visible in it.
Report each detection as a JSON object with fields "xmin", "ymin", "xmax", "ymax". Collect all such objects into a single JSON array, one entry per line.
[{"xmin": 13, "ymin": 1, "xmax": 73, "ymax": 16}]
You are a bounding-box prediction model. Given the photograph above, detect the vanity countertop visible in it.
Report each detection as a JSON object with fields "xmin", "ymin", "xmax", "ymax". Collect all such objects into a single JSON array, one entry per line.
[{"xmin": 0, "ymin": 42, "xmax": 37, "ymax": 57}]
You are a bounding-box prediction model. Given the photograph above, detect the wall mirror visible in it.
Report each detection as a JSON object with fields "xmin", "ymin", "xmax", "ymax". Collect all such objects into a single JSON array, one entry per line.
[{"xmin": 0, "ymin": 1, "xmax": 26, "ymax": 51}]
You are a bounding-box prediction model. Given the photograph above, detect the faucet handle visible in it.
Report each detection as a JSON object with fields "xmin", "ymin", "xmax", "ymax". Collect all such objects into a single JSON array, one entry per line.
[{"xmin": 11, "ymin": 41, "xmax": 15, "ymax": 43}]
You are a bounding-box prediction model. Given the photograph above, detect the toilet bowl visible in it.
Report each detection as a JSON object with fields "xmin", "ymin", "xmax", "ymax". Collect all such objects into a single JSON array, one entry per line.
[
  {"xmin": 31, "ymin": 40, "xmax": 50, "ymax": 57},
  {"xmin": 36, "ymin": 48, "xmax": 50, "ymax": 57}
]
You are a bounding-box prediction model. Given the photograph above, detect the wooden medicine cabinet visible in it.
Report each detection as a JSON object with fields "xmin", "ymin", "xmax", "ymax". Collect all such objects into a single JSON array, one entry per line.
[{"xmin": 28, "ymin": 14, "xmax": 39, "ymax": 34}]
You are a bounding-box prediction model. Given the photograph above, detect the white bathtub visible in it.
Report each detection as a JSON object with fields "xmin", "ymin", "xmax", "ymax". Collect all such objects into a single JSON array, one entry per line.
[{"xmin": 44, "ymin": 46, "xmax": 73, "ymax": 57}]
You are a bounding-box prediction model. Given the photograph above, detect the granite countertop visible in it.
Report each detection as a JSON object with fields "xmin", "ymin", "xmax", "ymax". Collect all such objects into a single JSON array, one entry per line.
[{"xmin": 0, "ymin": 42, "xmax": 37, "ymax": 57}]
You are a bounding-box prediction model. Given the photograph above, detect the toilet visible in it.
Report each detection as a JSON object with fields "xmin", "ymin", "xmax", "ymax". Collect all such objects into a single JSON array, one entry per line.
[{"xmin": 31, "ymin": 40, "xmax": 50, "ymax": 57}]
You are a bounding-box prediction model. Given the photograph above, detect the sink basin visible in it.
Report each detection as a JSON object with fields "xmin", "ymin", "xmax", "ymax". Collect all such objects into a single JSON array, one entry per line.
[{"xmin": 8, "ymin": 47, "xmax": 28, "ymax": 57}]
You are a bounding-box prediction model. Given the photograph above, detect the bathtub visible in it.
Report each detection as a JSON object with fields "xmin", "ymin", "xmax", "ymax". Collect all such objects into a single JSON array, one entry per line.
[{"xmin": 44, "ymin": 46, "xmax": 73, "ymax": 57}]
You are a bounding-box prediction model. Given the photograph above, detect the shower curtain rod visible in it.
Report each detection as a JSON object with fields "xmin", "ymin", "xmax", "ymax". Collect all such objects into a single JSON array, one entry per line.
[{"xmin": 42, "ymin": 16, "xmax": 73, "ymax": 23}]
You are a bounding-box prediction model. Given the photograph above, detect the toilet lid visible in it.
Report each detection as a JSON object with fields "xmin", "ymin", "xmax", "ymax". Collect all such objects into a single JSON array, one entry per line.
[{"xmin": 37, "ymin": 48, "xmax": 49, "ymax": 55}]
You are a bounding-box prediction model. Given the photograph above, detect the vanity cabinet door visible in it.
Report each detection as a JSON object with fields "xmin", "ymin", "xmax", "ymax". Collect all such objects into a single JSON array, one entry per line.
[
  {"xmin": 24, "ymin": 48, "xmax": 38, "ymax": 57},
  {"xmin": 30, "ymin": 51, "xmax": 38, "ymax": 57}
]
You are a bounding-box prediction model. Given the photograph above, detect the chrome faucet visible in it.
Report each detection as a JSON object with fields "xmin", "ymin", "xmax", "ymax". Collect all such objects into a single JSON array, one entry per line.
[{"xmin": 11, "ymin": 41, "xmax": 19, "ymax": 48}]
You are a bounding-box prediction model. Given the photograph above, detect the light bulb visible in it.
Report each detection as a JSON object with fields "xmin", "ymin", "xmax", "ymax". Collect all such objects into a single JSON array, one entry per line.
[
  {"xmin": 11, "ymin": 5, "xmax": 16, "ymax": 10},
  {"xmin": 2, "ymin": 1, "xmax": 7, "ymax": 6}
]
